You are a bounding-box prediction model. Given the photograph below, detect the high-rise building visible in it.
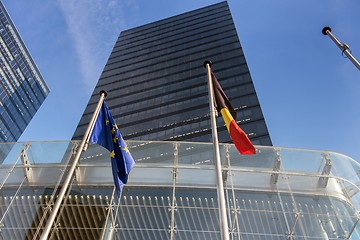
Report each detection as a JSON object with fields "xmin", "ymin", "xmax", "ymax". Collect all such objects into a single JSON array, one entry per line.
[
  {"xmin": 73, "ymin": 1, "xmax": 271, "ymax": 146},
  {"xmin": 0, "ymin": 2, "xmax": 359, "ymax": 239},
  {"xmin": 0, "ymin": 2, "xmax": 49, "ymax": 157}
]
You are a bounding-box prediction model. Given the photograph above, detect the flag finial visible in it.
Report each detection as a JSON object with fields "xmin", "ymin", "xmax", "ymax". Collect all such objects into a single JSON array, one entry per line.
[
  {"xmin": 203, "ymin": 60, "xmax": 212, "ymax": 68},
  {"xmin": 322, "ymin": 26, "xmax": 331, "ymax": 35},
  {"xmin": 99, "ymin": 90, "xmax": 108, "ymax": 97}
]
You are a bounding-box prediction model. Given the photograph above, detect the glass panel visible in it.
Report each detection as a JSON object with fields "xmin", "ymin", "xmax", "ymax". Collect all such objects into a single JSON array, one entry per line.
[
  {"xmin": 53, "ymin": 187, "xmax": 113, "ymax": 239},
  {"xmin": 228, "ymin": 145, "xmax": 276, "ymax": 169},
  {"xmin": 114, "ymin": 187, "xmax": 173, "ymax": 239},
  {"xmin": 0, "ymin": 141, "xmax": 77, "ymax": 239},
  {"xmin": 175, "ymin": 188, "xmax": 220, "ymax": 239},
  {"xmin": 279, "ymin": 148, "xmax": 325, "ymax": 173},
  {"xmin": 0, "ymin": 140, "xmax": 359, "ymax": 239},
  {"xmin": 235, "ymin": 191, "xmax": 287, "ymax": 238},
  {"xmin": 127, "ymin": 141, "xmax": 175, "ymax": 164},
  {"xmin": 178, "ymin": 142, "xmax": 214, "ymax": 165}
]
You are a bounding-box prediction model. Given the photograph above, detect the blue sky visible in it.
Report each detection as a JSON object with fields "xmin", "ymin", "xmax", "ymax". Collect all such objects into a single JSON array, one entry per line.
[{"xmin": 2, "ymin": 0, "xmax": 360, "ymax": 160}]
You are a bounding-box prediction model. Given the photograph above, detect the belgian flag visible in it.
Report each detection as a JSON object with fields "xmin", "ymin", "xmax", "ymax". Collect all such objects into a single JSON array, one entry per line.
[{"xmin": 212, "ymin": 72, "xmax": 256, "ymax": 154}]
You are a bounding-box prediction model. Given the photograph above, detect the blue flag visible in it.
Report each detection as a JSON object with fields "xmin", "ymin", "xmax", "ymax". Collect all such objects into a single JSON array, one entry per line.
[{"xmin": 89, "ymin": 101, "xmax": 135, "ymax": 197}]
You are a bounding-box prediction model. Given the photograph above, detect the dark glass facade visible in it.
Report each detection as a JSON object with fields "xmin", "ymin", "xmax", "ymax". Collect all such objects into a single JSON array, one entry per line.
[
  {"xmin": 0, "ymin": 2, "xmax": 49, "ymax": 148},
  {"xmin": 73, "ymin": 1, "xmax": 271, "ymax": 146}
]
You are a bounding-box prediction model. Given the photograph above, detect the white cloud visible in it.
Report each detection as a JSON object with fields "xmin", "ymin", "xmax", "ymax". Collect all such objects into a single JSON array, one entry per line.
[{"xmin": 57, "ymin": 0, "xmax": 136, "ymax": 92}]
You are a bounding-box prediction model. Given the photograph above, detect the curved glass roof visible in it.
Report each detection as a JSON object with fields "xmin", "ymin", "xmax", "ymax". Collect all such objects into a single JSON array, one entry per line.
[{"xmin": 0, "ymin": 141, "xmax": 359, "ymax": 239}]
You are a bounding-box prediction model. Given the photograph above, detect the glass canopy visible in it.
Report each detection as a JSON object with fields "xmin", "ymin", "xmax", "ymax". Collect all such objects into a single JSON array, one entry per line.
[{"xmin": 0, "ymin": 141, "xmax": 359, "ymax": 239}]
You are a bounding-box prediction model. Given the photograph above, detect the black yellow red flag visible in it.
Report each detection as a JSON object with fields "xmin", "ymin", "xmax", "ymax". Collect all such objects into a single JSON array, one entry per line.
[{"xmin": 212, "ymin": 72, "xmax": 256, "ymax": 154}]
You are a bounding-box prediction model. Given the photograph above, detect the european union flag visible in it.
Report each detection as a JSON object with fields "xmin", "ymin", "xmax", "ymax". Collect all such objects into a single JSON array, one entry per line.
[{"xmin": 89, "ymin": 101, "xmax": 135, "ymax": 197}]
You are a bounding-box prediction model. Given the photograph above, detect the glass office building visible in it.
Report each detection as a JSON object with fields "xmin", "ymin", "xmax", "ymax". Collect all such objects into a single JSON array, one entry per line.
[
  {"xmin": 73, "ymin": 1, "xmax": 271, "ymax": 146},
  {"xmin": 0, "ymin": 140, "xmax": 359, "ymax": 239},
  {"xmin": 2, "ymin": 2, "xmax": 357, "ymax": 240},
  {"xmin": 0, "ymin": 3, "xmax": 49, "ymax": 159}
]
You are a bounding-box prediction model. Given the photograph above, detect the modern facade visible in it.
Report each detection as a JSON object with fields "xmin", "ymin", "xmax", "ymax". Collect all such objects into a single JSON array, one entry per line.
[
  {"xmin": 0, "ymin": 140, "xmax": 359, "ymax": 239},
  {"xmin": 73, "ymin": 1, "xmax": 271, "ymax": 147},
  {"xmin": 0, "ymin": 2, "xmax": 49, "ymax": 159},
  {"xmin": 3, "ymin": 2, "xmax": 358, "ymax": 240}
]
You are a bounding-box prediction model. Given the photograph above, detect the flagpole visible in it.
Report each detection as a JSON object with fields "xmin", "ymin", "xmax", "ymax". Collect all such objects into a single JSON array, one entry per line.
[
  {"xmin": 322, "ymin": 26, "xmax": 360, "ymax": 71},
  {"xmin": 204, "ymin": 60, "xmax": 229, "ymax": 240},
  {"xmin": 40, "ymin": 90, "xmax": 108, "ymax": 240}
]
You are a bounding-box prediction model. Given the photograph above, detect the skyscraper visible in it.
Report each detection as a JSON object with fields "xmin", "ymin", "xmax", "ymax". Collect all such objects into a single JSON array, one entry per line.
[
  {"xmin": 0, "ymin": 2, "xmax": 359, "ymax": 239},
  {"xmin": 73, "ymin": 1, "xmax": 271, "ymax": 146},
  {"xmin": 0, "ymin": 3, "xmax": 49, "ymax": 146}
]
